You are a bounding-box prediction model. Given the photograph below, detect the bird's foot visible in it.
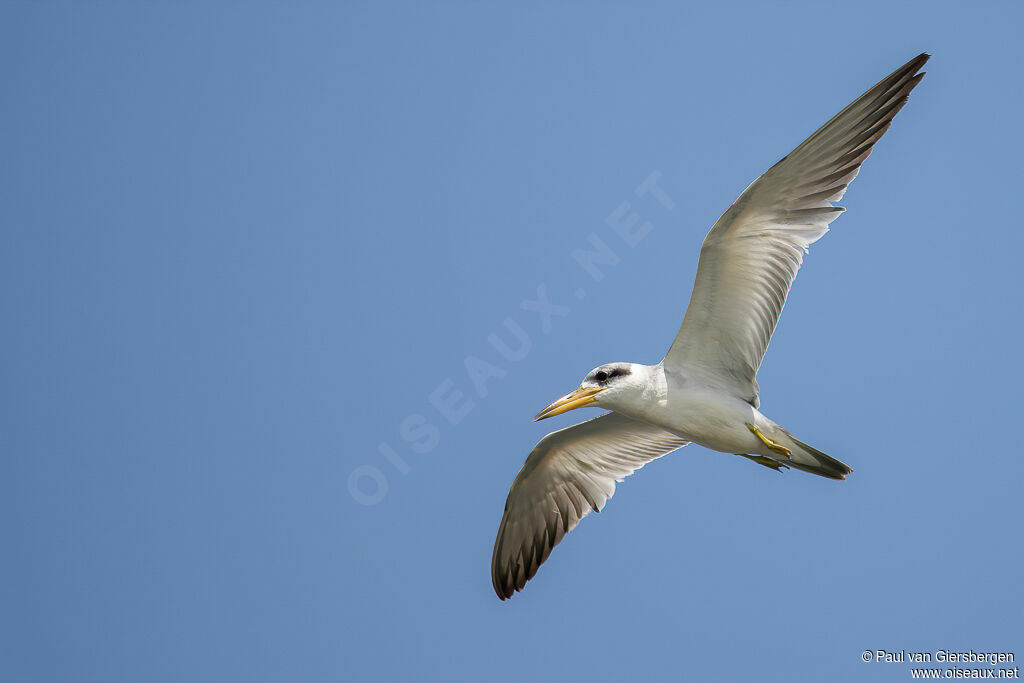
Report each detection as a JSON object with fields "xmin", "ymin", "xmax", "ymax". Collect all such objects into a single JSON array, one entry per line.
[
  {"xmin": 738, "ymin": 453, "xmax": 790, "ymax": 472},
  {"xmin": 746, "ymin": 423, "xmax": 792, "ymax": 457}
]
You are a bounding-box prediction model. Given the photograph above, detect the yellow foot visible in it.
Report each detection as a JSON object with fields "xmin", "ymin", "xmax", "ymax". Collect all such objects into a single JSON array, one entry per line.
[
  {"xmin": 746, "ymin": 423, "xmax": 792, "ymax": 457},
  {"xmin": 738, "ymin": 453, "xmax": 790, "ymax": 472}
]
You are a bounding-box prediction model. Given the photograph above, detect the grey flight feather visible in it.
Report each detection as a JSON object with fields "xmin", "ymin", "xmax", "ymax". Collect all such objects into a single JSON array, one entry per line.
[
  {"xmin": 491, "ymin": 412, "xmax": 689, "ymax": 600},
  {"xmin": 664, "ymin": 53, "xmax": 929, "ymax": 404}
]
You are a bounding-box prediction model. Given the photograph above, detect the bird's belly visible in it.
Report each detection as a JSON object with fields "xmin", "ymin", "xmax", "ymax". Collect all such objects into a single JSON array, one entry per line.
[{"xmin": 641, "ymin": 390, "xmax": 761, "ymax": 454}]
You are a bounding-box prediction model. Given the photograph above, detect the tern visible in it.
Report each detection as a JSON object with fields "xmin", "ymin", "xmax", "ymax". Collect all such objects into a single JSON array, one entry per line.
[{"xmin": 491, "ymin": 53, "xmax": 928, "ymax": 600}]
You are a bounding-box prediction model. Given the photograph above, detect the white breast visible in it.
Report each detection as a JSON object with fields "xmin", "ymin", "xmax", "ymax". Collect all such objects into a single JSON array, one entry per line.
[{"xmin": 641, "ymin": 368, "xmax": 761, "ymax": 454}]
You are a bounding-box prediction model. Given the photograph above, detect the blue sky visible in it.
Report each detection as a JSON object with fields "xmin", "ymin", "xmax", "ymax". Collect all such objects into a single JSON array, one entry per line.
[{"xmin": 3, "ymin": 2, "xmax": 1022, "ymax": 682}]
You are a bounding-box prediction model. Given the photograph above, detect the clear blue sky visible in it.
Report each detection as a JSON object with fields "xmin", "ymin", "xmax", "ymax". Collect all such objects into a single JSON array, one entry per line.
[{"xmin": 3, "ymin": 2, "xmax": 1022, "ymax": 682}]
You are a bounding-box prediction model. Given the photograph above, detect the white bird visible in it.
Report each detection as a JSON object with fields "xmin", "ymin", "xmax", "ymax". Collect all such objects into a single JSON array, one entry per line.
[{"xmin": 491, "ymin": 53, "xmax": 928, "ymax": 600}]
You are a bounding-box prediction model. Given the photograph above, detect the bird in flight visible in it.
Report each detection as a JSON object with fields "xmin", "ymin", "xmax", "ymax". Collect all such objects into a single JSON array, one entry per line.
[{"xmin": 491, "ymin": 53, "xmax": 928, "ymax": 600}]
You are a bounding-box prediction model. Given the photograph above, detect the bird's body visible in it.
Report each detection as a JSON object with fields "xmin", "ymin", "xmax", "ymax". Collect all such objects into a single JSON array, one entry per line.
[
  {"xmin": 491, "ymin": 53, "xmax": 929, "ymax": 600},
  {"xmin": 566, "ymin": 362, "xmax": 847, "ymax": 476},
  {"xmin": 651, "ymin": 367, "xmax": 772, "ymax": 455}
]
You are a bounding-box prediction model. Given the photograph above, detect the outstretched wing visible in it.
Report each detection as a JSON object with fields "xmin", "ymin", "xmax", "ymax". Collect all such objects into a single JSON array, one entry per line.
[
  {"xmin": 492, "ymin": 412, "xmax": 689, "ymax": 600},
  {"xmin": 664, "ymin": 53, "xmax": 928, "ymax": 403}
]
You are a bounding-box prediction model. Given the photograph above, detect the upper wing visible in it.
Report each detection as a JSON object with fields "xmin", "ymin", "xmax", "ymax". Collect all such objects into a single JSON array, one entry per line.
[
  {"xmin": 491, "ymin": 412, "xmax": 689, "ymax": 600},
  {"xmin": 664, "ymin": 53, "xmax": 928, "ymax": 403}
]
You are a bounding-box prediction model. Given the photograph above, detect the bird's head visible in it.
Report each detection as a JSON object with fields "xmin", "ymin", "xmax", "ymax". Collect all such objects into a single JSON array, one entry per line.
[{"xmin": 534, "ymin": 362, "xmax": 649, "ymax": 420}]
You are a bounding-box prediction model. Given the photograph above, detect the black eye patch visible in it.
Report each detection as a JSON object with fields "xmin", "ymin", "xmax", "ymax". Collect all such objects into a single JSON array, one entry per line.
[{"xmin": 594, "ymin": 367, "xmax": 629, "ymax": 384}]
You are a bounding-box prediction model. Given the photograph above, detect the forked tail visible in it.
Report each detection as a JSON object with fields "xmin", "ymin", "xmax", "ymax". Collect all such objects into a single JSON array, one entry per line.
[{"xmin": 785, "ymin": 435, "xmax": 852, "ymax": 480}]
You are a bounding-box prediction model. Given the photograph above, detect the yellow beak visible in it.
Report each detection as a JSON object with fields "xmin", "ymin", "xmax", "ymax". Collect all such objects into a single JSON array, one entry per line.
[{"xmin": 533, "ymin": 386, "xmax": 605, "ymax": 421}]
